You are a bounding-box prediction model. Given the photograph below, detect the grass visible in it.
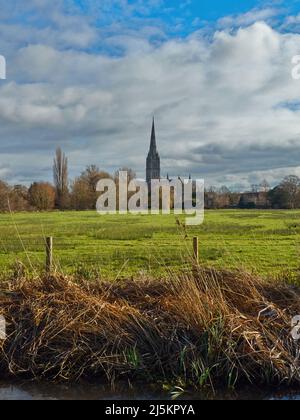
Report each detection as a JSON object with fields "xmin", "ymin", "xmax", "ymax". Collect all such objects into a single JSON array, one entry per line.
[
  {"xmin": 0, "ymin": 209, "xmax": 300, "ymax": 278},
  {"xmin": 0, "ymin": 266, "xmax": 299, "ymax": 389}
]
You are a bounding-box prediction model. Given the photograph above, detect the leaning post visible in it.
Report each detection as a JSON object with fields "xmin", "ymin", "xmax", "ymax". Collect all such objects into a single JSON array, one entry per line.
[
  {"xmin": 193, "ymin": 236, "xmax": 199, "ymax": 264},
  {"xmin": 46, "ymin": 237, "xmax": 53, "ymax": 274}
]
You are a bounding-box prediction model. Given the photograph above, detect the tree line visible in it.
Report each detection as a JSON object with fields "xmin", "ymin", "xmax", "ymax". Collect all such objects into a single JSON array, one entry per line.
[
  {"xmin": 205, "ymin": 176, "xmax": 300, "ymax": 209},
  {"xmin": 0, "ymin": 148, "xmax": 138, "ymax": 212},
  {"xmin": 0, "ymin": 148, "xmax": 300, "ymax": 211}
]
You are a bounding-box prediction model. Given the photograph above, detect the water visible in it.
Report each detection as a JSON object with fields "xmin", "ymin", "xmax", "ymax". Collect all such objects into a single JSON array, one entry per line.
[
  {"xmin": 0, "ymin": 381, "xmax": 169, "ymax": 401},
  {"xmin": 0, "ymin": 381, "xmax": 300, "ymax": 400}
]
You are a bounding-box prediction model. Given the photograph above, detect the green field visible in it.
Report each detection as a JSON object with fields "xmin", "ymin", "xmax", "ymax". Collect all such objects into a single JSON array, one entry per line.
[{"xmin": 0, "ymin": 209, "xmax": 299, "ymax": 278}]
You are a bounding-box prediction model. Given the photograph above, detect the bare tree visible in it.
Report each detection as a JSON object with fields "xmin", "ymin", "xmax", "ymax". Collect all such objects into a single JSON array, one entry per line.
[
  {"xmin": 279, "ymin": 175, "xmax": 300, "ymax": 209},
  {"xmin": 53, "ymin": 148, "xmax": 69, "ymax": 209},
  {"xmin": 114, "ymin": 167, "xmax": 136, "ymax": 184},
  {"xmin": 70, "ymin": 166, "xmax": 111, "ymax": 210},
  {"xmin": 219, "ymin": 186, "xmax": 231, "ymax": 195},
  {"xmin": 260, "ymin": 179, "xmax": 270, "ymax": 193},
  {"xmin": 0, "ymin": 180, "xmax": 10, "ymax": 212},
  {"xmin": 81, "ymin": 165, "xmax": 110, "ymax": 192},
  {"xmin": 251, "ymin": 184, "xmax": 259, "ymax": 193}
]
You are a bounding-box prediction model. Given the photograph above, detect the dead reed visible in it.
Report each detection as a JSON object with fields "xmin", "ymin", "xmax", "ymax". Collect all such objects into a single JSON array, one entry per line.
[{"xmin": 0, "ymin": 266, "xmax": 299, "ymax": 389}]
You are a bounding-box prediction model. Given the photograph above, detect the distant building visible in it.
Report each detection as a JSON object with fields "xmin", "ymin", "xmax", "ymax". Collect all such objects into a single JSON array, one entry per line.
[{"xmin": 146, "ymin": 118, "xmax": 160, "ymax": 185}]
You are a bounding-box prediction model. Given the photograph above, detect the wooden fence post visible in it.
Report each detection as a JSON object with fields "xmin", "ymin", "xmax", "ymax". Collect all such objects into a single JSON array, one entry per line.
[
  {"xmin": 193, "ymin": 237, "xmax": 199, "ymax": 263},
  {"xmin": 46, "ymin": 237, "xmax": 53, "ymax": 274}
]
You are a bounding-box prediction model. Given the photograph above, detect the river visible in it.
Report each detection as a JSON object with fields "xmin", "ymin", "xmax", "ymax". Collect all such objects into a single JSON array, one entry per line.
[{"xmin": 0, "ymin": 381, "xmax": 300, "ymax": 400}]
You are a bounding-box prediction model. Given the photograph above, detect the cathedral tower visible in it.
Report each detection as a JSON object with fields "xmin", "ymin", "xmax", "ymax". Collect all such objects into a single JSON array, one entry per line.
[{"xmin": 146, "ymin": 118, "xmax": 160, "ymax": 185}]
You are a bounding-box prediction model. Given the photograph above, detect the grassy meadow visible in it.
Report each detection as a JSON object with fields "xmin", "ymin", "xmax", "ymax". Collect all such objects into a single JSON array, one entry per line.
[{"xmin": 0, "ymin": 209, "xmax": 299, "ymax": 279}]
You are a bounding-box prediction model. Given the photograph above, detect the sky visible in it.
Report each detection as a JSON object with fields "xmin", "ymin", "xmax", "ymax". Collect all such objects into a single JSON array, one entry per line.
[{"xmin": 1, "ymin": 0, "xmax": 300, "ymax": 190}]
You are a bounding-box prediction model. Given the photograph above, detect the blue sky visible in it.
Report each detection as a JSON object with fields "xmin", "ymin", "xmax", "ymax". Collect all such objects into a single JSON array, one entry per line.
[
  {"xmin": 7, "ymin": 1, "xmax": 300, "ymax": 52},
  {"xmin": 70, "ymin": 0, "xmax": 300, "ymax": 38},
  {"xmin": 1, "ymin": 0, "xmax": 300, "ymax": 189},
  {"xmin": 71, "ymin": 0, "xmax": 292, "ymax": 24},
  {"xmin": 74, "ymin": 0, "xmax": 266, "ymax": 23}
]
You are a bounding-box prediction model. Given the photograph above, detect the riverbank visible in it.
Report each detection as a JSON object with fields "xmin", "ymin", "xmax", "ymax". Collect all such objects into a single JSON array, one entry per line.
[{"xmin": 0, "ymin": 266, "xmax": 299, "ymax": 390}]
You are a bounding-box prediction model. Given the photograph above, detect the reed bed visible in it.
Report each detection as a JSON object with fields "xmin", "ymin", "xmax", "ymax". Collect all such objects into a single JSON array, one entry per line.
[{"xmin": 0, "ymin": 266, "xmax": 299, "ymax": 389}]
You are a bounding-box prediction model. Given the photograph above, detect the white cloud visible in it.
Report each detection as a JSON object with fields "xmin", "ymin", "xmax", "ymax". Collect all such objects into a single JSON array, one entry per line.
[
  {"xmin": 0, "ymin": 2, "xmax": 300, "ymax": 189},
  {"xmin": 218, "ymin": 8, "xmax": 281, "ymax": 28}
]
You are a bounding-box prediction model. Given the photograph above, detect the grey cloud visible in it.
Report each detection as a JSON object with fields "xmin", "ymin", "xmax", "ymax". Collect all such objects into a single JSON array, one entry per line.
[{"xmin": 192, "ymin": 140, "xmax": 300, "ymax": 175}]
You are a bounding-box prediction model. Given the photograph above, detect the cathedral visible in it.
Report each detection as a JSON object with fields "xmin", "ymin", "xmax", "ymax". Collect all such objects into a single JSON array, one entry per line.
[{"xmin": 146, "ymin": 118, "xmax": 161, "ymax": 185}]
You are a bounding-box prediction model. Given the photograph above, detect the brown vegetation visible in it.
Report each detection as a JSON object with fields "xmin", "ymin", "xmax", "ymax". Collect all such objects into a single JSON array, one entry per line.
[
  {"xmin": 71, "ymin": 165, "xmax": 112, "ymax": 210},
  {"xmin": 0, "ymin": 267, "xmax": 299, "ymax": 389},
  {"xmin": 28, "ymin": 182, "xmax": 56, "ymax": 211}
]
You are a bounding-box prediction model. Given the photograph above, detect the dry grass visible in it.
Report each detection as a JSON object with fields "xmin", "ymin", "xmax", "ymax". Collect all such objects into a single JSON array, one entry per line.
[{"xmin": 0, "ymin": 266, "xmax": 299, "ymax": 389}]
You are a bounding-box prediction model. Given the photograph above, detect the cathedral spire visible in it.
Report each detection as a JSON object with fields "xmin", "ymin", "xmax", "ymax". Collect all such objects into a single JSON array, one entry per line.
[
  {"xmin": 150, "ymin": 117, "xmax": 157, "ymax": 153},
  {"xmin": 146, "ymin": 117, "xmax": 160, "ymax": 185}
]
